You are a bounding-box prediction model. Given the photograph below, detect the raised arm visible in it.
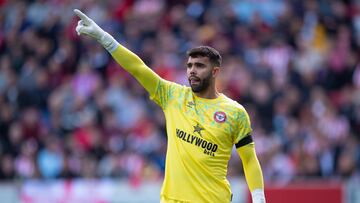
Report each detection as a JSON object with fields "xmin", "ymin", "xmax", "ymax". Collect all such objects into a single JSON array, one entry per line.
[{"xmin": 74, "ymin": 9, "xmax": 160, "ymax": 96}]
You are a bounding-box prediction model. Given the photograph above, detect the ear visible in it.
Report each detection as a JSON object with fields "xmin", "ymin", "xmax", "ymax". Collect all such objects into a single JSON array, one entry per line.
[{"xmin": 212, "ymin": 67, "xmax": 220, "ymax": 77}]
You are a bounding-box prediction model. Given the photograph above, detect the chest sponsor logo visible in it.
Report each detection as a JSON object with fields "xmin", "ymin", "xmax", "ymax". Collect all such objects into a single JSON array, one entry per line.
[
  {"xmin": 193, "ymin": 123, "xmax": 204, "ymax": 137},
  {"xmin": 176, "ymin": 128, "xmax": 218, "ymax": 157},
  {"xmin": 214, "ymin": 111, "xmax": 227, "ymax": 123}
]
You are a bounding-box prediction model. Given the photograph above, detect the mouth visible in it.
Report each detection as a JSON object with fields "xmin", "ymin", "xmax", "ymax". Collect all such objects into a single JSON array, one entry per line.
[{"xmin": 189, "ymin": 77, "xmax": 201, "ymax": 85}]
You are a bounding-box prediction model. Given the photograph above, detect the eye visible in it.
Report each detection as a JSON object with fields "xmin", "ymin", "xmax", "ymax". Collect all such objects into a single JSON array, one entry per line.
[{"xmin": 187, "ymin": 63, "xmax": 192, "ymax": 68}]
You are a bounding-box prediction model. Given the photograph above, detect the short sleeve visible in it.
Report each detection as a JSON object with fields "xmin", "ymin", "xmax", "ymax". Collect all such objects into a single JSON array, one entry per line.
[
  {"xmin": 150, "ymin": 78, "xmax": 181, "ymax": 110},
  {"xmin": 233, "ymin": 107, "xmax": 253, "ymax": 144}
]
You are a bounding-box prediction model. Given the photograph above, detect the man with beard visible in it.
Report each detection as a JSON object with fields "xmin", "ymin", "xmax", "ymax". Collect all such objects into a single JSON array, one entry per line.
[{"xmin": 74, "ymin": 9, "xmax": 265, "ymax": 203}]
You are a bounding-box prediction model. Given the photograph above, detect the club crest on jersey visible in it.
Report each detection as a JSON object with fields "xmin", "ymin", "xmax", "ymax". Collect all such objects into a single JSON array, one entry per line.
[{"xmin": 214, "ymin": 111, "xmax": 226, "ymax": 123}]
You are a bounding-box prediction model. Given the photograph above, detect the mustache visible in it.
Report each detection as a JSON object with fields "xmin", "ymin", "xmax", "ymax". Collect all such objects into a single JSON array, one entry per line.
[{"xmin": 189, "ymin": 76, "xmax": 200, "ymax": 80}]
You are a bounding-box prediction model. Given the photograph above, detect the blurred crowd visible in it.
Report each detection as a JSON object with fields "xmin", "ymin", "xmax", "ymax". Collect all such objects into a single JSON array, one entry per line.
[{"xmin": 0, "ymin": 0, "xmax": 359, "ymax": 184}]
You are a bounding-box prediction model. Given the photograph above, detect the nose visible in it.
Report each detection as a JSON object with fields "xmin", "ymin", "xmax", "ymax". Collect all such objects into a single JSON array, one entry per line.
[{"xmin": 189, "ymin": 66, "xmax": 196, "ymax": 75}]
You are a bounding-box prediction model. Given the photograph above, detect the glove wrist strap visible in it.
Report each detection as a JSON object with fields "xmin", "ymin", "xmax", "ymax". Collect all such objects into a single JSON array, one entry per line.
[
  {"xmin": 98, "ymin": 32, "xmax": 119, "ymax": 53},
  {"xmin": 251, "ymin": 189, "xmax": 266, "ymax": 203}
]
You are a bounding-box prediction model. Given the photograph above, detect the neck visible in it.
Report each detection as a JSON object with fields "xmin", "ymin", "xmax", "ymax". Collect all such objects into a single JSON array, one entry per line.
[{"xmin": 194, "ymin": 85, "xmax": 220, "ymax": 99}]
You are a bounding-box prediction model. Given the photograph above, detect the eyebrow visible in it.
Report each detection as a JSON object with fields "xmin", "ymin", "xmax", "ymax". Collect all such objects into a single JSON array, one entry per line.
[{"xmin": 187, "ymin": 62, "xmax": 206, "ymax": 67}]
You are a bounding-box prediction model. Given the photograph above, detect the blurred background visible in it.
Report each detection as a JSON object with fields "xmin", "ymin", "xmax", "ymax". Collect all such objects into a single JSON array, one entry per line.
[{"xmin": 0, "ymin": 0, "xmax": 359, "ymax": 202}]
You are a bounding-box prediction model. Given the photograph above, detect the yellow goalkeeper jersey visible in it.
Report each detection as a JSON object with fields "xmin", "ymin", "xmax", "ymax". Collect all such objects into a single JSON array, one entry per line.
[{"xmin": 150, "ymin": 79, "xmax": 252, "ymax": 203}]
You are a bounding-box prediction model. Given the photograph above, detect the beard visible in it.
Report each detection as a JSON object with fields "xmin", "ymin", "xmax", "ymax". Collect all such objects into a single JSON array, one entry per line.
[{"xmin": 189, "ymin": 73, "xmax": 212, "ymax": 93}]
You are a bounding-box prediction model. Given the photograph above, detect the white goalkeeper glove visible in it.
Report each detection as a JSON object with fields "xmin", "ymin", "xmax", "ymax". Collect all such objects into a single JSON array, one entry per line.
[
  {"xmin": 252, "ymin": 189, "xmax": 266, "ymax": 203},
  {"xmin": 74, "ymin": 9, "xmax": 119, "ymax": 53}
]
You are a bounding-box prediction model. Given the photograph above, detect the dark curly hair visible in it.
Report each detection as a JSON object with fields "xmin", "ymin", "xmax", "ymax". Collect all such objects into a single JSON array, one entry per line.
[{"xmin": 186, "ymin": 46, "xmax": 222, "ymax": 67}]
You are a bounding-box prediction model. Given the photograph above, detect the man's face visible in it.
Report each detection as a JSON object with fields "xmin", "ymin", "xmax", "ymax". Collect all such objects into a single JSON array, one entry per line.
[{"xmin": 186, "ymin": 56, "xmax": 217, "ymax": 93}]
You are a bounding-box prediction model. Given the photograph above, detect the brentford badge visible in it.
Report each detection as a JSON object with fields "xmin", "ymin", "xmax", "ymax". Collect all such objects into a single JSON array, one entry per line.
[{"xmin": 214, "ymin": 111, "xmax": 226, "ymax": 123}]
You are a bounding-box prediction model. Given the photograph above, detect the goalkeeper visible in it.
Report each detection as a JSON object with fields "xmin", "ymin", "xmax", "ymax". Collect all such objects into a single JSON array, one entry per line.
[{"xmin": 74, "ymin": 9, "xmax": 266, "ymax": 203}]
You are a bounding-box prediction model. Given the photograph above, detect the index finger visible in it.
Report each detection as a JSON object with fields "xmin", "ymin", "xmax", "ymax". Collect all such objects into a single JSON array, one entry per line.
[{"xmin": 74, "ymin": 9, "xmax": 91, "ymax": 23}]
